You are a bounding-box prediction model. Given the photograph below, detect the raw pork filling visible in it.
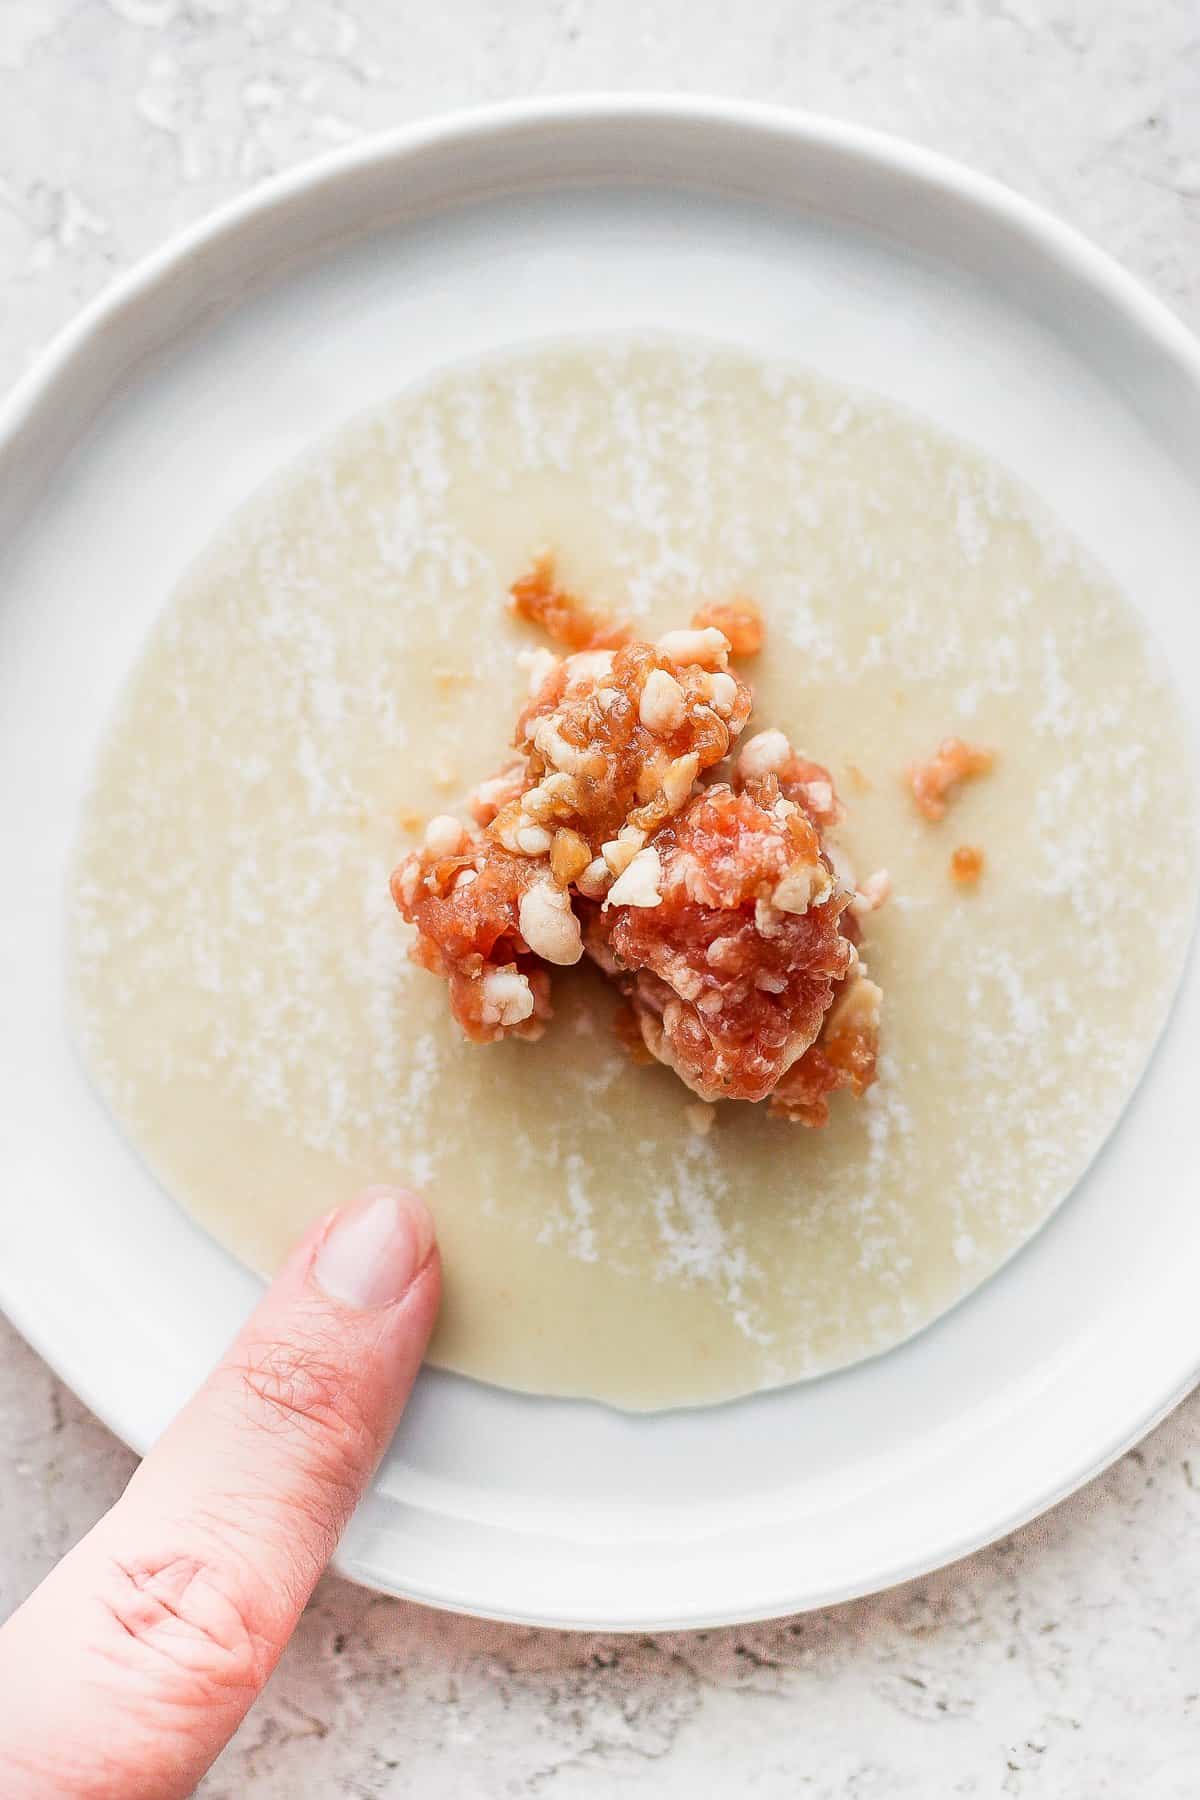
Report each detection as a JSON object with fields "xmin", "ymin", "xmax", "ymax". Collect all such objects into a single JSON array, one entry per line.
[{"xmin": 391, "ymin": 557, "xmax": 885, "ymax": 1126}]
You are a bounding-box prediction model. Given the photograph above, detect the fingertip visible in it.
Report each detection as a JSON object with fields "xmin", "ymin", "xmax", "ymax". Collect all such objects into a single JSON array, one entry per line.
[{"xmin": 310, "ymin": 1185, "xmax": 437, "ymax": 1312}]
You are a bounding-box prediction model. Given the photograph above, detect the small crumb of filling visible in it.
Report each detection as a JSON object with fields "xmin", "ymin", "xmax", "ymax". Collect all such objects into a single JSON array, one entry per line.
[
  {"xmin": 851, "ymin": 868, "xmax": 892, "ymax": 917},
  {"xmin": 508, "ymin": 547, "xmax": 630, "ymax": 651},
  {"xmin": 950, "ymin": 844, "xmax": 985, "ymax": 885},
  {"xmin": 906, "ymin": 736, "xmax": 994, "ymax": 821},
  {"xmin": 690, "ymin": 598, "xmax": 764, "ymax": 658},
  {"xmin": 391, "ymin": 554, "xmax": 887, "ymax": 1124}
]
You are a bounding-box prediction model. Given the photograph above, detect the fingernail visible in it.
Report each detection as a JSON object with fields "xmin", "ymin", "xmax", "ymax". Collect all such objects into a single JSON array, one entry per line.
[{"xmin": 312, "ymin": 1187, "xmax": 435, "ymax": 1310}]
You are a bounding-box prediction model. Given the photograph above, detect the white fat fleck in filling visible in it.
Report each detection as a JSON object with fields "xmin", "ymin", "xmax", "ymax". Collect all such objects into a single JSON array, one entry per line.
[
  {"xmin": 520, "ymin": 771, "xmax": 579, "ymax": 821},
  {"xmin": 515, "ymin": 823, "xmax": 554, "ymax": 856},
  {"xmin": 802, "ymin": 780, "xmax": 834, "ymax": 815},
  {"xmin": 706, "ymin": 671, "xmax": 738, "ymax": 716},
  {"xmin": 396, "ymin": 860, "xmax": 420, "ymax": 906},
  {"xmin": 576, "ymin": 856, "xmax": 612, "ymax": 899},
  {"xmin": 516, "ymin": 646, "xmax": 561, "ymax": 697},
  {"xmin": 518, "ymin": 878, "xmax": 584, "ymax": 965},
  {"xmin": 423, "ymin": 814, "xmax": 467, "ymax": 858},
  {"xmin": 491, "ymin": 808, "xmax": 527, "ymax": 852},
  {"xmin": 639, "ymin": 667, "xmax": 686, "ymax": 733},
  {"xmin": 772, "ymin": 859, "xmax": 834, "ymax": 914},
  {"xmin": 563, "ymin": 649, "xmax": 616, "ymax": 692},
  {"xmin": 655, "ymin": 626, "xmax": 730, "ymax": 669},
  {"xmin": 533, "ymin": 714, "xmax": 602, "ymax": 777},
  {"xmin": 606, "ymin": 846, "xmax": 664, "ymax": 909},
  {"xmin": 738, "ymin": 728, "xmax": 791, "ymax": 780},
  {"xmin": 601, "ymin": 825, "xmax": 647, "ymax": 877},
  {"xmin": 661, "ymin": 751, "xmax": 700, "ymax": 813},
  {"xmin": 479, "ymin": 968, "xmax": 535, "ymax": 1026}
]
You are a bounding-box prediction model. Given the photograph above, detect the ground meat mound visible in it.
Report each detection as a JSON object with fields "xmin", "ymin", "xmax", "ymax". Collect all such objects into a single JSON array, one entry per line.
[{"xmin": 391, "ymin": 554, "xmax": 886, "ymax": 1125}]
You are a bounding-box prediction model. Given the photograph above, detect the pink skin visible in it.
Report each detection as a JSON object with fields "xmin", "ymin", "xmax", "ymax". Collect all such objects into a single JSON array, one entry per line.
[{"xmin": 0, "ymin": 1187, "xmax": 441, "ymax": 1799}]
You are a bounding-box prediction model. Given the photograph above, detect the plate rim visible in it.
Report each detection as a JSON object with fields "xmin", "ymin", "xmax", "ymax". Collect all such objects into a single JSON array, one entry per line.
[
  {"xmin": 4, "ymin": 92, "xmax": 1200, "ymax": 1630},
  {"xmin": 6, "ymin": 92, "xmax": 1200, "ymax": 462}
]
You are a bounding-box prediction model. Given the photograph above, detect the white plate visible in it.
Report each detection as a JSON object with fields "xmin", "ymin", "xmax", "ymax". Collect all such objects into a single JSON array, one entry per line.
[{"xmin": 2, "ymin": 97, "xmax": 1199, "ymax": 1631}]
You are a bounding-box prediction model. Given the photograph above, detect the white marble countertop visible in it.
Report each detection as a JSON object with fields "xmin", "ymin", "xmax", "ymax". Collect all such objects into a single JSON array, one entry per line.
[{"xmin": 3, "ymin": 3, "xmax": 1200, "ymax": 1793}]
